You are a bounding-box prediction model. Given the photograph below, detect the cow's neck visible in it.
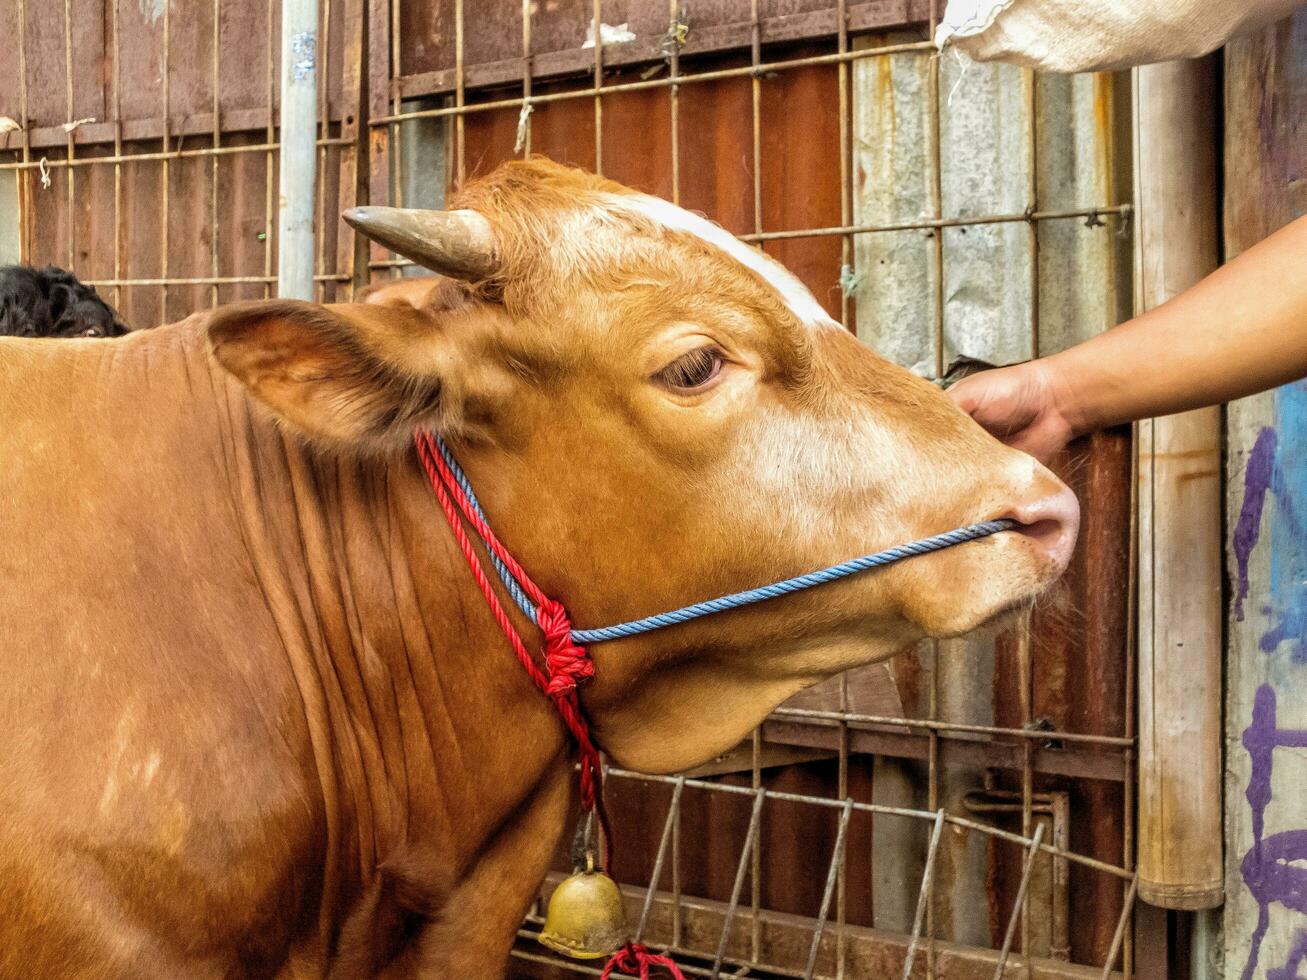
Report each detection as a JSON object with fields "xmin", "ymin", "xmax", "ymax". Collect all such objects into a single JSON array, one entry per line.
[{"xmin": 111, "ymin": 321, "xmax": 571, "ymax": 938}]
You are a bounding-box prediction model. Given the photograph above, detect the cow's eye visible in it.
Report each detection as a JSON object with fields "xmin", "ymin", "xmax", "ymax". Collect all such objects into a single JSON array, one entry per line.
[{"xmin": 656, "ymin": 346, "xmax": 724, "ymax": 391}]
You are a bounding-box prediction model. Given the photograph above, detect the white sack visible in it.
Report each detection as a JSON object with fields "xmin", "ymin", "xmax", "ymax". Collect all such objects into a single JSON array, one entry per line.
[{"xmin": 936, "ymin": 0, "xmax": 1304, "ymax": 73}]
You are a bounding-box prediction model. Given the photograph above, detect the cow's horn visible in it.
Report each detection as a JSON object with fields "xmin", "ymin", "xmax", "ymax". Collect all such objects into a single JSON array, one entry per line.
[{"xmin": 342, "ymin": 206, "xmax": 500, "ymax": 281}]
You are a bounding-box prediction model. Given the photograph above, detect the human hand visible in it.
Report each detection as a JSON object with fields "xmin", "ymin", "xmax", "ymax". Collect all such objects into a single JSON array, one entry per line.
[{"xmin": 948, "ymin": 360, "xmax": 1078, "ymax": 464}]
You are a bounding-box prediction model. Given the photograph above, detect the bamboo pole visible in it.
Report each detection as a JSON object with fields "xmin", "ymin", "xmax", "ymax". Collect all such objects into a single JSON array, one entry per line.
[{"xmin": 1133, "ymin": 56, "xmax": 1224, "ymax": 911}]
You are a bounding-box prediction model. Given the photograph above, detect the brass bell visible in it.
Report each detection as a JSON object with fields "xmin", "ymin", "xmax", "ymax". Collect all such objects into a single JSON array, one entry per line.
[{"xmin": 538, "ymin": 853, "xmax": 630, "ymax": 959}]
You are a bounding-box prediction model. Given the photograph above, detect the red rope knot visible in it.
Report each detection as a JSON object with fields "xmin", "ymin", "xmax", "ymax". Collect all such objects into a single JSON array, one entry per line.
[
  {"xmin": 601, "ymin": 943, "xmax": 686, "ymax": 980},
  {"xmin": 537, "ymin": 598, "xmax": 595, "ymax": 697}
]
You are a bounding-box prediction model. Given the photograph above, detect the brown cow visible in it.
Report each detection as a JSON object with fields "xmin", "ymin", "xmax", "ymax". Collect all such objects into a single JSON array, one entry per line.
[{"xmin": 0, "ymin": 159, "xmax": 1077, "ymax": 978}]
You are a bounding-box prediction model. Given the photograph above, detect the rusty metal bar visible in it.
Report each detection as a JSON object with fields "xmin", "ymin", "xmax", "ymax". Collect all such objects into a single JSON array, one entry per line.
[
  {"xmin": 0, "ymin": 138, "xmax": 355, "ymax": 172},
  {"xmin": 770, "ymin": 705, "xmax": 1135, "ymax": 748},
  {"xmin": 372, "ymin": 41, "xmax": 936, "ymax": 125},
  {"xmin": 634, "ymin": 777, "xmax": 685, "ymax": 943},
  {"xmin": 667, "ymin": 0, "xmax": 682, "ymax": 205},
  {"xmin": 518, "ymin": 0, "xmax": 532, "ymax": 156},
  {"xmin": 314, "ymin": 0, "xmax": 332, "ymax": 301},
  {"xmin": 591, "ymin": 0, "xmax": 603, "ymax": 175},
  {"xmin": 454, "ymin": 0, "xmax": 465, "ymax": 184},
  {"xmin": 803, "ymin": 798, "xmax": 854, "ymax": 980},
  {"xmin": 901, "ymin": 809, "xmax": 946, "ymax": 980},
  {"xmin": 1099, "ymin": 878, "xmax": 1138, "ymax": 980},
  {"xmin": 212, "ymin": 0, "xmax": 223, "ymax": 308},
  {"xmin": 62, "ymin": 0, "xmax": 75, "ymax": 270},
  {"xmin": 84, "ymin": 274, "xmax": 349, "ymax": 286},
  {"xmin": 835, "ymin": 0, "xmax": 851, "ymax": 330},
  {"xmin": 738, "ymin": 205, "xmax": 1131, "ymax": 242},
  {"xmin": 992, "ymin": 823, "xmax": 1048, "ymax": 980},
  {"xmin": 363, "ymin": 204, "xmax": 1130, "ymax": 272},
  {"xmin": 750, "ymin": 729, "xmax": 763, "ymax": 963},
  {"xmin": 711, "ymin": 787, "xmax": 766, "ymax": 978},
  {"xmin": 263, "ymin": 0, "xmax": 275, "ymax": 299},
  {"xmin": 160, "ymin": 0, "xmax": 172, "ymax": 321},
  {"xmin": 1018, "ymin": 625, "xmax": 1035, "ymax": 979},
  {"xmin": 111, "ymin": 0, "xmax": 123, "ymax": 309},
  {"xmin": 603, "ymin": 767, "xmax": 1133, "ymax": 882},
  {"xmin": 16, "ymin": 0, "xmax": 32, "ymax": 261}
]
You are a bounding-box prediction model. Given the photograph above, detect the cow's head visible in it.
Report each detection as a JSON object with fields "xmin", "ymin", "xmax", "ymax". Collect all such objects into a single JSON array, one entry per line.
[{"xmin": 208, "ymin": 159, "xmax": 1077, "ymax": 773}]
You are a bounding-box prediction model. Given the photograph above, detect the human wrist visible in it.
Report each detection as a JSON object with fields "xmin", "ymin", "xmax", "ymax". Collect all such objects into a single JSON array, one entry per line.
[{"xmin": 1033, "ymin": 352, "xmax": 1094, "ymax": 442}]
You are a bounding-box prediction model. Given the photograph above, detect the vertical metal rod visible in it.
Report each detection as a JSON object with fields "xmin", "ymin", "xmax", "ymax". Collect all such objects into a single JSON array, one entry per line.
[
  {"xmin": 111, "ymin": 0, "xmax": 122, "ymax": 309},
  {"xmin": 667, "ymin": 0, "xmax": 681, "ymax": 204},
  {"xmin": 454, "ymin": 0, "xmax": 465, "ymax": 183},
  {"xmin": 1020, "ymin": 73, "xmax": 1042, "ymax": 978},
  {"xmin": 990, "ymin": 823, "xmax": 1047, "ymax": 980},
  {"xmin": 1123, "ymin": 412, "xmax": 1139, "ymax": 980},
  {"xmin": 16, "ymin": 0, "xmax": 32, "ymax": 262},
  {"xmin": 160, "ymin": 0, "xmax": 171, "ymax": 321},
  {"xmin": 314, "ymin": 0, "xmax": 332, "ymax": 300},
  {"xmin": 749, "ymin": 0, "xmax": 762, "ymax": 236},
  {"xmin": 62, "ymin": 0, "xmax": 75, "ymax": 270},
  {"xmin": 925, "ymin": 6, "xmax": 946, "ymax": 970},
  {"xmin": 635, "ymin": 777, "xmax": 686, "ymax": 942},
  {"xmin": 277, "ymin": 0, "xmax": 319, "ymax": 299},
  {"xmin": 211, "ymin": 0, "xmax": 223, "ymax": 308},
  {"xmin": 1017, "ymin": 617, "xmax": 1035, "ymax": 979},
  {"xmin": 901, "ymin": 809, "xmax": 947, "ymax": 980},
  {"xmin": 591, "ymin": 0, "xmax": 603, "ymax": 174},
  {"xmin": 836, "ymin": 671, "xmax": 850, "ymax": 979},
  {"xmin": 672, "ymin": 776, "xmax": 683, "ymax": 950},
  {"xmin": 711, "ymin": 788, "xmax": 766, "ymax": 978},
  {"xmin": 387, "ymin": 0, "xmax": 403, "ymax": 277},
  {"xmin": 263, "ymin": 0, "xmax": 275, "ymax": 299},
  {"xmin": 520, "ymin": 0, "xmax": 533, "ymax": 157},
  {"xmin": 835, "ymin": 0, "xmax": 851, "ymax": 329},
  {"xmin": 1023, "ymin": 69, "xmax": 1041, "ymax": 980},
  {"xmin": 803, "ymin": 799, "xmax": 855, "ymax": 980},
  {"xmin": 750, "ymin": 727, "xmax": 762, "ymax": 963},
  {"xmin": 1099, "ymin": 877, "xmax": 1139, "ymax": 980}
]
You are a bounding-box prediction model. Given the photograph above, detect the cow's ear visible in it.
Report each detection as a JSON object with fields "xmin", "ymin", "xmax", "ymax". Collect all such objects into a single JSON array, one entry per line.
[{"xmin": 207, "ymin": 298, "xmax": 472, "ymax": 450}]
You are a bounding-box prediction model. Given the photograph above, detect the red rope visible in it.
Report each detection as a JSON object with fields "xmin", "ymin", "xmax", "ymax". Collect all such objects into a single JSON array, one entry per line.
[
  {"xmin": 414, "ymin": 430, "xmax": 611, "ymax": 866},
  {"xmin": 601, "ymin": 944, "xmax": 687, "ymax": 980}
]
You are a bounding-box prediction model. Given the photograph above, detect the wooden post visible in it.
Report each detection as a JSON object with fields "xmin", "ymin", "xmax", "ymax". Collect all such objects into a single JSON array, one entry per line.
[{"xmin": 1133, "ymin": 56, "xmax": 1224, "ymax": 911}]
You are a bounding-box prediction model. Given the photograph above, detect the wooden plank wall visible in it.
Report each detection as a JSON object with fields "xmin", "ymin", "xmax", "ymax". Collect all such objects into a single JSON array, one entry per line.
[
  {"xmin": 0, "ymin": 0, "xmax": 363, "ymax": 326},
  {"xmin": 1223, "ymin": 10, "xmax": 1307, "ymax": 980}
]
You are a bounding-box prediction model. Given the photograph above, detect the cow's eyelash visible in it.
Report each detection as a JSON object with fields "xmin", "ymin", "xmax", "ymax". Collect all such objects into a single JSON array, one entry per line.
[{"xmin": 655, "ymin": 346, "xmax": 724, "ymax": 391}]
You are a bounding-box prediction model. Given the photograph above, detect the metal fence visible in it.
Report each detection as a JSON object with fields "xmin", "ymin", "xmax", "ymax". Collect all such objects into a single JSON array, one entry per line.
[
  {"xmin": 0, "ymin": 0, "xmax": 364, "ymax": 323},
  {"xmin": 360, "ymin": 3, "xmax": 1138, "ymax": 978},
  {"xmin": 1, "ymin": 1, "xmax": 1141, "ymax": 977}
]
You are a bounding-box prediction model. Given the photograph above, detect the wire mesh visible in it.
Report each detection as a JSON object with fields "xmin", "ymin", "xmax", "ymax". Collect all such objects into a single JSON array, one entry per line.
[{"xmin": 376, "ymin": 4, "xmax": 1136, "ymax": 979}]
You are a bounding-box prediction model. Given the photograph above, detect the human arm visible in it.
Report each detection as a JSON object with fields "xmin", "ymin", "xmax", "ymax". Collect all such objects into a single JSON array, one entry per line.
[{"xmin": 949, "ymin": 214, "xmax": 1307, "ymax": 462}]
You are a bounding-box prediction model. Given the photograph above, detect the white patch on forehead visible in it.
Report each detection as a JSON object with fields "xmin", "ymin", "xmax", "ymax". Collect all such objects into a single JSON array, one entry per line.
[{"xmin": 603, "ymin": 193, "xmax": 838, "ymax": 329}]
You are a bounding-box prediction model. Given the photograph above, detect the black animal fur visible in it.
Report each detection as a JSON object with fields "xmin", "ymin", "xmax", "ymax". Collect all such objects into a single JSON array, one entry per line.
[{"xmin": 0, "ymin": 265, "xmax": 128, "ymax": 338}]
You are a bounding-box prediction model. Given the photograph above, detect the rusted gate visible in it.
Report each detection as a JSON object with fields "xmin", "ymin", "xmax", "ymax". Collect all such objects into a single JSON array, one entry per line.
[
  {"xmin": 0, "ymin": 2, "xmax": 1143, "ymax": 977},
  {"xmin": 0, "ymin": 0, "xmax": 366, "ymax": 322},
  {"xmin": 361, "ymin": 3, "xmax": 1141, "ymax": 973}
]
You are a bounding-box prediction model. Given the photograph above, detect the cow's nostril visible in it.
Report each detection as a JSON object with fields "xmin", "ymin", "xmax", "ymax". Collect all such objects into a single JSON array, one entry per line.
[{"xmin": 999, "ymin": 485, "xmax": 1081, "ymax": 573}]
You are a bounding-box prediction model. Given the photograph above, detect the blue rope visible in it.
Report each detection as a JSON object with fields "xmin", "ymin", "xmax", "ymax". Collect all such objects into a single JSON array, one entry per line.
[
  {"xmin": 432, "ymin": 436, "xmax": 541, "ymax": 625},
  {"xmin": 570, "ymin": 518, "xmax": 1015, "ymax": 643},
  {"xmin": 431, "ymin": 435, "xmax": 1016, "ymax": 646}
]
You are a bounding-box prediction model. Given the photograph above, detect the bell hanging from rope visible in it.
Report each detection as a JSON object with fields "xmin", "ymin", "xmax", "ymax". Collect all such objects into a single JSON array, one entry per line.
[{"xmin": 538, "ymin": 850, "xmax": 630, "ymax": 960}]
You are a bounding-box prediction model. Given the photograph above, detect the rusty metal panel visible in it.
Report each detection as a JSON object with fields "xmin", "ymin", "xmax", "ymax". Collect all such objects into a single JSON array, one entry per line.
[{"xmin": 849, "ymin": 29, "xmax": 1134, "ymax": 971}]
